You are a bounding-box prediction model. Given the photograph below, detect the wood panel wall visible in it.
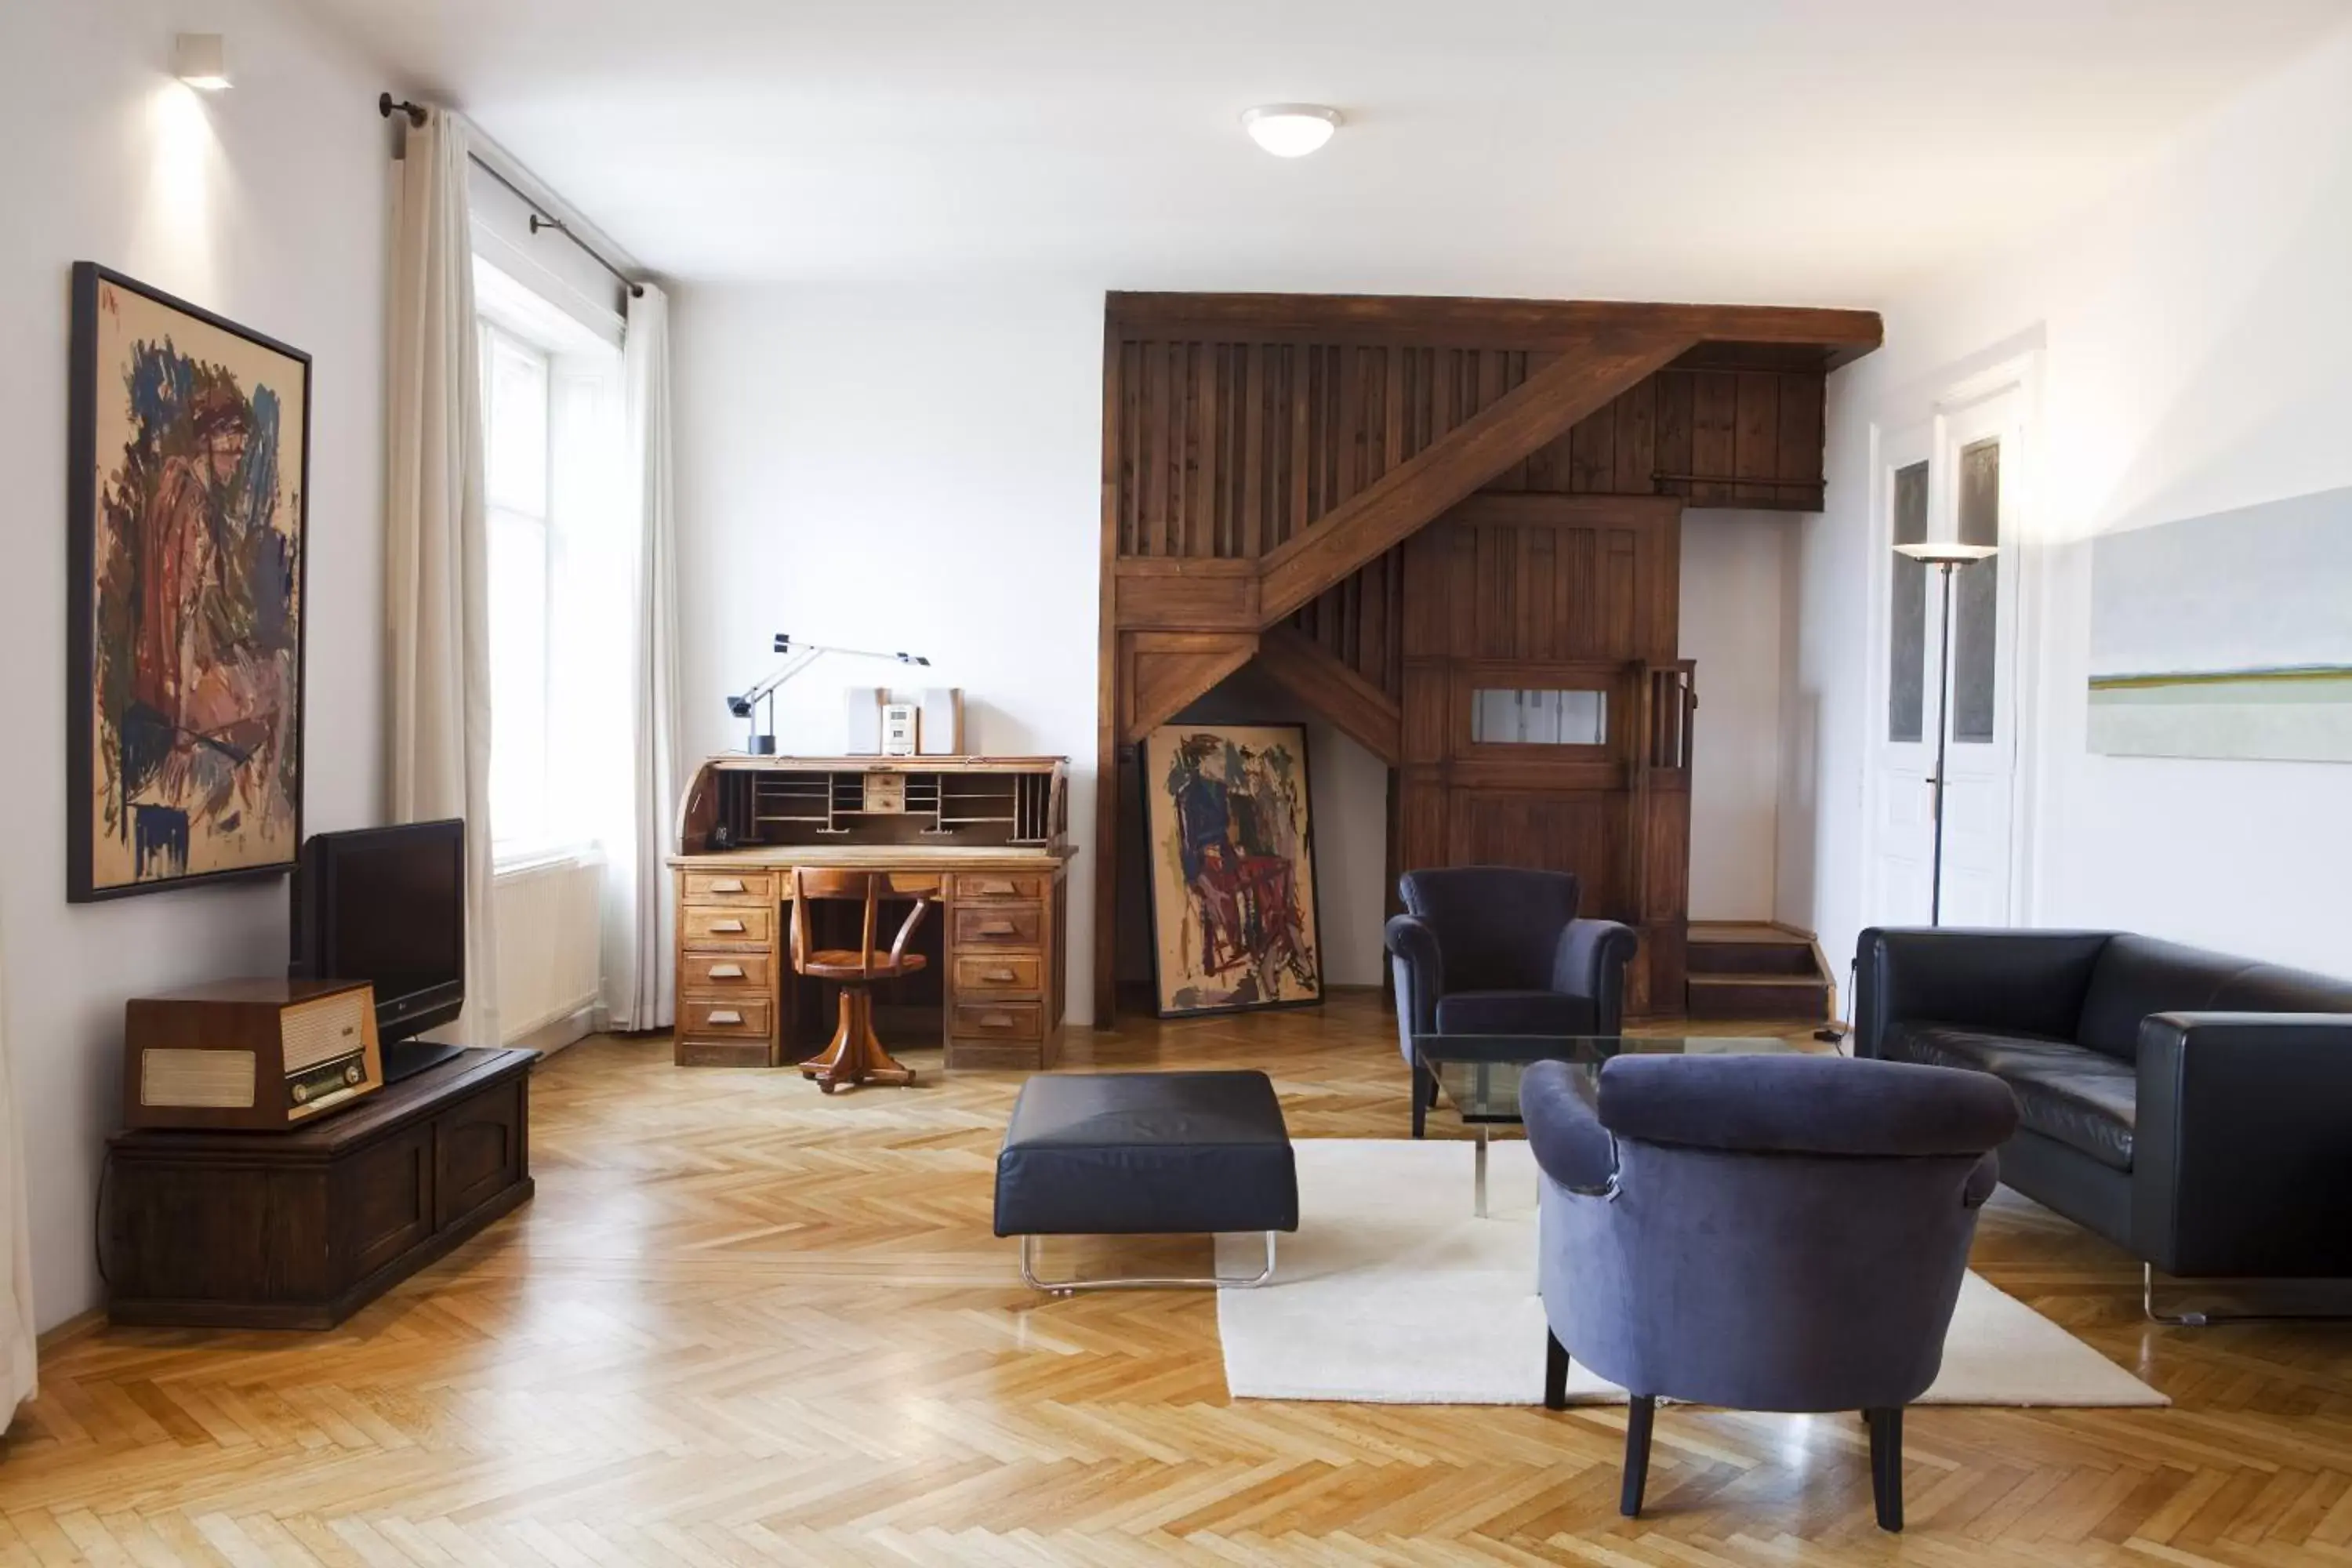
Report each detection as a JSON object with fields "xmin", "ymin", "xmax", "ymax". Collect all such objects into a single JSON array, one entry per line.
[{"xmin": 1094, "ymin": 294, "xmax": 1881, "ymax": 1025}]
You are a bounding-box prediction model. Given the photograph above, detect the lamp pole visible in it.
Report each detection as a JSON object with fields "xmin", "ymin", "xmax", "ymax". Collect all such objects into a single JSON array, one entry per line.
[{"xmin": 1893, "ymin": 543, "xmax": 1997, "ymax": 927}]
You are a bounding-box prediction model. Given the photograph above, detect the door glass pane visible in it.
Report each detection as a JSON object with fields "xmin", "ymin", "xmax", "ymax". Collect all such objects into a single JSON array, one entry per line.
[
  {"xmin": 1952, "ymin": 438, "xmax": 2000, "ymax": 744},
  {"xmin": 1471, "ymin": 688, "xmax": 1607, "ymax": 745},
  {"xmin": 1887, "ymin": 461, "xmax": 1929, "ymax": 742}
]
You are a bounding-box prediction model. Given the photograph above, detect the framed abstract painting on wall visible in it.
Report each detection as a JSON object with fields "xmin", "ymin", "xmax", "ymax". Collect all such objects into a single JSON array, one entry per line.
[
  {"xmin": 1140, "ymin": 723, "xmax": 1323, "ymax": 1018},
  {"xmin": 67, "ymin": 263, "xmax": 310, "ymax": 901}
]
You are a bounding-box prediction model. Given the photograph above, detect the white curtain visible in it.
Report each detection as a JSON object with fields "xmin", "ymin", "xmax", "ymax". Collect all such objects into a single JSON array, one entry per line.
[
  {"xmin": 386, "ymin": 110, "xmax": 502, "ymax": 1048},
  {"xmin": 609, "ymin": 285, "xmax": 682, "ymax": 1030},
  {"xmin": 0, "ymin": 924, "xmax": 34, "ymax": 1420}
]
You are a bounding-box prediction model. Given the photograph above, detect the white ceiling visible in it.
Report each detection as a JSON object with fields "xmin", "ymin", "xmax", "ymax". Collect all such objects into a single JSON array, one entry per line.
[{"xmin": 314, "ymin": 0, "xmax": 2352, "ymax": 302}]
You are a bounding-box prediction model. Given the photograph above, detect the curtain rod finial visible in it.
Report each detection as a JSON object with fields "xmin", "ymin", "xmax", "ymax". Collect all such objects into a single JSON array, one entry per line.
[{"xmin": 378, "ymin": 92, "xmax": 426, "ymax": 127}]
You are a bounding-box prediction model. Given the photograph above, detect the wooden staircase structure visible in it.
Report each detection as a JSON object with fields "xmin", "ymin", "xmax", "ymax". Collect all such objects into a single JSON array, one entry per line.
[
  {"xmin": 1093, "ymin": 292, "xmax": 1883, "ymax": 1025},
  {"xmin": 1685, "ymin": 921, "xmax": 1834, "ymax": 1022}
]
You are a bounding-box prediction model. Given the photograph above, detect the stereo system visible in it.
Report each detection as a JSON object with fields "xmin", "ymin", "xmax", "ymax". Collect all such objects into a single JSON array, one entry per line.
[{"xmin": 123, "ymin": 978, "xmax": 383, "ymax": 1131}]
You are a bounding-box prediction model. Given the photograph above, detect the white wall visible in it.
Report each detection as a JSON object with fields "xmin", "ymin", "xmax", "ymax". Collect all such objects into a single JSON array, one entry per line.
[
  {"xmin": 1679, "ymin": 512, "xmax": 1792, "ymax": 923},
  {"xmin": 671, "ymin": 284, "xmax": 1105, "ymax": 1019},
  {"xmin": 1, "ymin": 0, "xmax": 390, "ymax": 1330},
  {"xmin": 1786, "ymin": 20, "xmax": 2352, "ymax": 982}
]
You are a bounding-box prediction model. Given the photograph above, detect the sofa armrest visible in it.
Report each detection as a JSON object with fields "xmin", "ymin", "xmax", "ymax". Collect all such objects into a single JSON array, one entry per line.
[
  {"xmin": 1552, "ymin": 919, "xmax": 1638, "ymax": 1033},
  {"xmin": 1521, "ymin": 1059, "xmax": 1617, "ymax": 1195},
  {"xmin": 2132, "ymin": 1011, "xmax": 2352, "ymax": 1278},
  {"xmin": 1385, "ymin": 913, "xmax": 1444, "ymax": 1040},
  {"xmin": 1853, "ymin": 927, "xmax": 2114, "ymax": 1059}
]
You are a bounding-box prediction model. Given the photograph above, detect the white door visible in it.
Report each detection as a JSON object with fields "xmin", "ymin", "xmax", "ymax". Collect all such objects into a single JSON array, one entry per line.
[{"xmin": 1867, "ymin": 390, "xmax": 2024, "ymax": 927}]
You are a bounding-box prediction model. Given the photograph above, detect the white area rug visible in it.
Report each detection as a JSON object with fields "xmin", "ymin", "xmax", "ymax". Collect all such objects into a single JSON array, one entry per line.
[{"xmin": 1217, "ymin": 1138, "xmax": 2165, "ymax": 1408}]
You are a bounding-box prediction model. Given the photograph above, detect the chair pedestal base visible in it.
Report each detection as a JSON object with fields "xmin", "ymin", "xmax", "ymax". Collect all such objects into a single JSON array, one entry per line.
[{"xmin": 800, "ymin": 987, "xmax": 915, "ymax": 1094}]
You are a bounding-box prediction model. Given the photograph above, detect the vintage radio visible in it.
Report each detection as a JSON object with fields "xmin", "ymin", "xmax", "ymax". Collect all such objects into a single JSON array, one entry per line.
[{"xmin": 123, "ymin": 978, "xmax": 383, "ymax": 1131}]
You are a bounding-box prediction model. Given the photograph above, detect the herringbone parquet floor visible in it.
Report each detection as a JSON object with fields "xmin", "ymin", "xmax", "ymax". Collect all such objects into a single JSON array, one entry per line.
[{"xmin": 7, "ymin": 994, "xmax": 2352, "ymax": 1565}]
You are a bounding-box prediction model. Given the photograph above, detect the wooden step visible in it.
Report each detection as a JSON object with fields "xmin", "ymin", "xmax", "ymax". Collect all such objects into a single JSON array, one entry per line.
[
  {"xmin": 1686, "ymin": 973, "xmax": 1831, "ymax": 1021},
  {"xmin": 1687, "ymin": 939, "xmax": 1817, "ymax": 977}
]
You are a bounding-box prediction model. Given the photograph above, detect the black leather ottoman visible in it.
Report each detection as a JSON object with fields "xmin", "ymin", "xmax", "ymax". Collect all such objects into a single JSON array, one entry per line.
[{"xmin": 995, "ymin": 1070, "xmax": 1298, "ymax": 1292}]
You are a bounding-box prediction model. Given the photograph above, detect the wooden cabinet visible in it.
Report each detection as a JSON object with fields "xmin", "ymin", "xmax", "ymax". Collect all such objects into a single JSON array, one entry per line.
[
  {"xmin": 670, "ymin": 757, "xmax": 1073, "ymax": 1071},
  {"xmin": 103, "ymin": 1047, "xmax": 534, "ymax": 1330}
]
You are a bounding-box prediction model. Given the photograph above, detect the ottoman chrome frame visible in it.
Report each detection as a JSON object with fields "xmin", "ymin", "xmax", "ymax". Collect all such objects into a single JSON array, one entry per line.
[{"xmin": 1018, "ymin": 1230, "xmax": 1279, "ymax": 1295}]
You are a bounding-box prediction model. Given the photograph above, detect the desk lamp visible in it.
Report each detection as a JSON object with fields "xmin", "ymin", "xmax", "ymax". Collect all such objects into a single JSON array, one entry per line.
[{"xmin": 728, "ymin": 634, "xmax": 931, "ymax": 755}]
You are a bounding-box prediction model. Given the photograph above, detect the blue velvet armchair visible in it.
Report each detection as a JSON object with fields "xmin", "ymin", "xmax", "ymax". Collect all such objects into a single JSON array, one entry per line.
[
  {"xmin": 1522, "ymin": 1052, "xmax": 2018, "ymax": 1531},
  {"xmin": 1385, "ymin": 866, "xmax": 1637, "ymax": 1111}
]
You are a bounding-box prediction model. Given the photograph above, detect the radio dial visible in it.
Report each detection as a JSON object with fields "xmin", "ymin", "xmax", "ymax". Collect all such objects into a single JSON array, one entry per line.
[
  {"xmin": 344, "ymin": 1064, "xmax": 363, "ymax": 1085},
  {"xmin": 292, "ymin": 1083, "xmax": 310, "ymax": 1104}
]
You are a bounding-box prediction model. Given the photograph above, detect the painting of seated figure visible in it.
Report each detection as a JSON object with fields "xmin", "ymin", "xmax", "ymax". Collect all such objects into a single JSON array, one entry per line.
[{"xmin": 1141, "ymin": 723, "xmax": 1324, "ymax": 1018}]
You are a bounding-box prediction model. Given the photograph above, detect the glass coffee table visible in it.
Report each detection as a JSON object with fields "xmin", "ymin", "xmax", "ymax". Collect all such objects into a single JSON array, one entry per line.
[{"xmin": 1411, "ymin": 1033, "xmax": 1800, "ymax": 1215}]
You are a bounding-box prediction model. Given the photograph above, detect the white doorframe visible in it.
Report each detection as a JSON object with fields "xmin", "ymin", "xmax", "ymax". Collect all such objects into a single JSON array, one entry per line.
[{"xmin": 1859, "ymin": 350, "xmax": 2045, "ymax": 930}]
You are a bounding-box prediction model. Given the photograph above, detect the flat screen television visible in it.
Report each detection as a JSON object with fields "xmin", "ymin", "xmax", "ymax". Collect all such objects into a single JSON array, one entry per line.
[{"xmin": 290, "ymin": 819, "xmax": 468, "ymax": 1083}]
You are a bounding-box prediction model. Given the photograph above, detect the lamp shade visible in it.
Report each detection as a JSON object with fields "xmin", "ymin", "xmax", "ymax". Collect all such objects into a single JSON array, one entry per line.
[
  {"xmin": 1241, "ymin": 104, "xmax": 1343, "ymax": 158},
  {"xmin": 174, "ymin": 33, "xmax": 230, "ymax": 90},
  {"xmin": 1893, "ymin": 542, "xmax": 1998, "ymax": 565}
]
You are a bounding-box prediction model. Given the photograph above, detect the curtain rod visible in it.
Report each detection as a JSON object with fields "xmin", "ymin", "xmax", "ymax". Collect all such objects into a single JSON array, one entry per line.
[{"xmin": 379, "ymin": 94, "xmax": 645, "ymax": 299}]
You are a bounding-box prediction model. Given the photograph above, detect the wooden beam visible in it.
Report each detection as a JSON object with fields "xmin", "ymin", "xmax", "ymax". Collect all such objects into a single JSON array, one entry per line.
[
  {"xmin": 1108, "ymin": 292, "xmax": 1882, "ymax": 365},
  {"xmin": 1253, "ymin": 626, "xmax": 1403, "ymax": 766},
  {"xmin": 1120, "ymin": 632, "xmax": 1260, "ymax": 743},
  {"xmin": 1255, "ymin": 333, "xmax": 1692, "ymax": 626}
]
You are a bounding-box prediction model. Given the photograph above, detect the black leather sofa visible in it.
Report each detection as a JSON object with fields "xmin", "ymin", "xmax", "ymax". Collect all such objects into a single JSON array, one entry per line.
[{"xmin": 1855, "ymin": 928, "xmax": 2352, "ymax": 1282}]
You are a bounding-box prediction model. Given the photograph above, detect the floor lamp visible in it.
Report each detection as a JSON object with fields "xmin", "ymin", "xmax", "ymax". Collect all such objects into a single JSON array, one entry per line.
[{"xmin": 1893, "ymin": 541, "xmax": 1998, "ymax": 926}]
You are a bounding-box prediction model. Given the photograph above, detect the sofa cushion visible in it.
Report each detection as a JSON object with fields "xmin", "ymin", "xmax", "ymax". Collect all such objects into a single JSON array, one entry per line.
[
  {"xmin": 1400, "ymin": 867, "xmax": 1580, "ymax": 993},
  {"xmin": 1884, "ymin": 1022, "xmax": 2136, "ymax": 1173},
  {"xmin": 2077, "ymin": 935, "xmax": 2262, "ymax": 1061},
  {"xmin": 1436, "ymin": 989, "xmax": 1598, "ymax": 1036}
]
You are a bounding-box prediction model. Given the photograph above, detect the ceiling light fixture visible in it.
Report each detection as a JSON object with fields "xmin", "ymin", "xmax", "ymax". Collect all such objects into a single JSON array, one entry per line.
[
  {"xmin": 1242, "ymin": 103, "xmax": 1341, "ymax": 158},
  {"xmin": 174, "ymin": 33, "xmax": 230, "ymax": 91}
]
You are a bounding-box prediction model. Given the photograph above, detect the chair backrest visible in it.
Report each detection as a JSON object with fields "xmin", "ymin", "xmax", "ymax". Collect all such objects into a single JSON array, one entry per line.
[
  {"xmin": 1534, "ymin": 1053, "xmax": 2018, "ymax": 1413},
  {"xmin": 1399, "ymin": 866, "xmax": 1579, "ymax": 992},
  {"xmin": 789, "ymin": 868, "xmax": 930, "ymax": 978}
]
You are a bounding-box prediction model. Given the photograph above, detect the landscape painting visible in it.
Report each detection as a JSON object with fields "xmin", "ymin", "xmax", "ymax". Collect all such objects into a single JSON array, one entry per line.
[
  {"xmin": 68, "ymin": 263, "xmax": 310, "ymax": 900},
  {"xmin": 1142, "ymin": 724, "xmax": 1323, "ymax": 1018},
  {"xmin": 2087, "ymin": 487, "xmax": 2352, "ymax": 764}
]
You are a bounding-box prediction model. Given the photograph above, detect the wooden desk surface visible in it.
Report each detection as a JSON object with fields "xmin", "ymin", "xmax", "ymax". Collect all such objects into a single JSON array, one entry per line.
[{"xmin": 669, "ymin": 844, "xmax": 1073, "ymax": 872}]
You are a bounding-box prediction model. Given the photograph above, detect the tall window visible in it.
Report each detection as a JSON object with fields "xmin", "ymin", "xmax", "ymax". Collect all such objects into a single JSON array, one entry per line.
[
  {"xmin": 481, "ymin": 324, "xmax": 554, "ymax": 851},
  {"xmin": 474, "ymin": 260, "xmax": 626, "ymax": 865}
]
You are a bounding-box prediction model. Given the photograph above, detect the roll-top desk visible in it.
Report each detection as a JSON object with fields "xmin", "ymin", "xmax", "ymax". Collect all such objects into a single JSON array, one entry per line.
[{"xmin": 669, "ymin": 756, "xmax": 1073, "ymax": 1071}]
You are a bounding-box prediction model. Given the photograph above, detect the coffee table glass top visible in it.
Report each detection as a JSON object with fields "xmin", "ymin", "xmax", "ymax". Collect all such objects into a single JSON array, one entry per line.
[{"xmin": 1411, "ymin": 1033, "xmax": 1798, "ymax": 1124}]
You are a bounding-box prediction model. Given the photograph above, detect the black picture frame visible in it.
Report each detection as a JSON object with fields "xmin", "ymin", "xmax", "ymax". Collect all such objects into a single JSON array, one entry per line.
[
  {"xmin": 67, "ymin": 262, "xmax": 312, "ymax": 902},
  {"xmin": 1138, "ymin": 721, "xmax": 1325, "ymax": 1019}
]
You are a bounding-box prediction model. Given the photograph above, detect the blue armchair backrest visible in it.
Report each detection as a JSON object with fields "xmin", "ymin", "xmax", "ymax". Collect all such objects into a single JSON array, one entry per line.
[{"xmin": 1399, "ymin": 866, "xmax": 1580, "ymax": 993}]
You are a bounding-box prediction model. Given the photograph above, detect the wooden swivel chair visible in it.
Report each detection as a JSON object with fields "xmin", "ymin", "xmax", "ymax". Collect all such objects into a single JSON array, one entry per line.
[{"xmin": 790, "ymin": 868, "xmax": 931, "ymax": 1094}]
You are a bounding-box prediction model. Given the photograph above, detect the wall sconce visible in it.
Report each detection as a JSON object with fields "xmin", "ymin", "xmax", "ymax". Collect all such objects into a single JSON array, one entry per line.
[{"xmin": 174, "ymin": 34, "xmax": 230, "ymax": 91}]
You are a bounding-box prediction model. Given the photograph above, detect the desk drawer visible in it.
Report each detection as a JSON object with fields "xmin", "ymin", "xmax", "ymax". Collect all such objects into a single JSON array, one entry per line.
[
  {"xmin": 681, "ymin": 953, "xmax": 773, "ymax": 993},
  {"xmin": 953, "ymin": 954, "xmax": 1041, "ymax": 993},
  {"xmin": 955, "ymin": 872, "xmax": 1044, "ymax": 902},
  {"xmin": 684, "ymin": 869, "xmax": 775, "ymax": 905},
  {"xmin": 952, "ymin": 1001, "xmax": 1043, "ymax": 1041},
  {"xmin": 954, "ymin": 904, "xmax": 1041, "ymax": 948},
  {"xmin": 681, "ymin": 997, "xmax": 771, "ymax": 1039},
  {"xmin": 683, "ymin": 906, "xmax": 773, "ymax": 948}
]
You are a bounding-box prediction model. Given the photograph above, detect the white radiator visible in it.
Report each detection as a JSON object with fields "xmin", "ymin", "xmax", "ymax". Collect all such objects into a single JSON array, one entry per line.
[{"xmin": 494, "ymin": 852, "xmax": 605, "ymax": 1049}]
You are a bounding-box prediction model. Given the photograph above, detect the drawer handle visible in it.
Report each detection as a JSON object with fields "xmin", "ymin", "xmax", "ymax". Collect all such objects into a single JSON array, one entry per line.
[
  {"xmin": 708, "ymin": 1009, "xmax": 743, "ymax": 1025},
  {"xmin": 707, "ymin": 964, "xmax": 745, "ymax": 979},
  {"xmin": 982, "ymin": 967, "xmax": 1018, "ymax": 983},
  {"xmin": 710, "ymin": 877, "xmax": 747, "ymax": 894},
  {"xmin": 976, "ymin": 920, "xmax": 1017, "ymax": 936},
  {"xmin": 710, "ymin": 918, "xmax": 746, "ymax": 933},
  {"xmin": 979, "ymin": 1012, "xmax": 1014, "ymax": 1029},
  {"xmin": 974, "ymin": 879, "xmax": 1015, "ymax": 895}
]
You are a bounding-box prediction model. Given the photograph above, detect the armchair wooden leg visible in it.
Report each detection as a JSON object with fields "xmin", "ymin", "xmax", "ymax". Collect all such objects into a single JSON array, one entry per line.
[
  {"xmin": 1866, "ymin": 1406, "xmax": 1904, "ymax": 1532},
  {"xmin": 1621, "ymin": 1395, "xmax": 1655, "ymax": 1518},
  {"xmin": 1544, "ymin": 1330, "xmax": 1570, "ymax": 1411}
]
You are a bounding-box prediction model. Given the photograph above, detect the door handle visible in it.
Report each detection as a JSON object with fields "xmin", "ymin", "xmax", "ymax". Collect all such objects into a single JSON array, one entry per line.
[
  {"xmin": 975, "ymin": 879, "xmax": 1014, "ymax": 895},
  {"xmin": 979, "ymin": 1012, "xmax": 1014, "ymax": 1029},
  {"xmin": 708, "ymin": 1009, "xmax": 742, "ymax": 1025},
  {"xmin": 976, "ymin": 920, "xmax": 1016, "ymax": 936},
  {"xmin": 710, "ymin": 877, "xmax": 746, "ymax": 894},
  {"xmin": 983, "ymin": 967, "xmax": 1017, "ymax": 983},
  {"xmin": 707, "ymin": 963, "xmax": 745, "ymax": 979},
  {"xmin": 710, "ymin": 918, "xmax": 746, "ymax": 933}
]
